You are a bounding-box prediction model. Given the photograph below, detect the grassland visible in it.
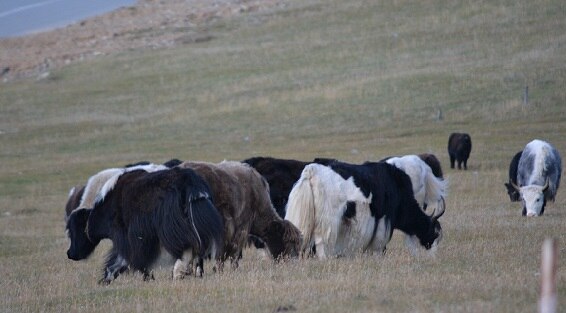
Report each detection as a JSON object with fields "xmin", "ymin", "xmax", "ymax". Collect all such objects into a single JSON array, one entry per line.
[{"xmin": 1, "ymin": 0, "xmax": 565, "ymax": 312}]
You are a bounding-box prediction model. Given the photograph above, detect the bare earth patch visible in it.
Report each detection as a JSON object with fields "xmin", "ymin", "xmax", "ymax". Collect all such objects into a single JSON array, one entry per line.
[{"xmin": 0, "ymin": 0, "xmax": 283, "ymax": 82}]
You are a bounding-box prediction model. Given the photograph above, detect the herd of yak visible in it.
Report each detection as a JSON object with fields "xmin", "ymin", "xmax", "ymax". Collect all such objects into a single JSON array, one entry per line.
[{"xmin": 64, "ymin": 132, "xmax": 561, "ymax": 284}]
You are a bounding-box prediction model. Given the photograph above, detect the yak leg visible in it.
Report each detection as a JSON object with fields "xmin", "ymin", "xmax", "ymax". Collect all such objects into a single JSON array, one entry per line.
[
  {"xmin": 314, "ymin": 235, "xmax": 327, "ymax": 260},
  {"xmin": 449, "ymin": 155, "xmax": 455, "ymax": 169},
  {"xmin": 195, "ymin": 257, "xmax": 204, "ymax": 277},
  {"xmin": 173, "ymin": 250, "xmax": 195, "ymax": 280},
  {"xmin": 142, "ymin": 270, "xmax": 154, "ymax": 281},
  {"xmin": 230, "ymin": 256, "xmax": 240, "ymax": 270},
  {"xmin": 100, "ymin": 252, "xmax": 129, "ymax": 285},
  {"xmin": 372, "ymin": 217, "xmax": 392, "ymax": 255}
]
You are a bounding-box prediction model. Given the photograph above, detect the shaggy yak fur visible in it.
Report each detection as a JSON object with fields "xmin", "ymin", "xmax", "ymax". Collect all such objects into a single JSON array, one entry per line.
[
  {"xmin": 179, "ymin": 161, "xmax": 302, "ymax": 268},
  {"xmin": 418, "ymin": 153, "xmax": 444, "ymax": 179},
  {"xmin": 383, "ymin": 154, "xmax": 448, "ymax": 213},
  {"xmin": 66, "ymin": 167, "xmax": 224, "ymax": 283},
  {"xmin": 64, "ymin": 161, "xmax": 176, "ymax": 221}
]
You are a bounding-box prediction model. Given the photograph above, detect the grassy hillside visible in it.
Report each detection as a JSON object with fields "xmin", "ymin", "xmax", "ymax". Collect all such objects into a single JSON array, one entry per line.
[{"xmin": 1, "ymin": 0, "xmax": 565, "ymax": 312}]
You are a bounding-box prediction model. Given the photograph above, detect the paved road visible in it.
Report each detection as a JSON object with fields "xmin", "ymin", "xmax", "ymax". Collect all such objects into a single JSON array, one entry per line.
[{"xmin": 0, "ymin": 0, "xmax": 135, "ymax": 38}]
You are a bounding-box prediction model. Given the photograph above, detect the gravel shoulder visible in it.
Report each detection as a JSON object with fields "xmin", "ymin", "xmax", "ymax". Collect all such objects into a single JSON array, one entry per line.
[{"xmin": 0, "ymin": 0, "xmax": 282, "ymax": 82}]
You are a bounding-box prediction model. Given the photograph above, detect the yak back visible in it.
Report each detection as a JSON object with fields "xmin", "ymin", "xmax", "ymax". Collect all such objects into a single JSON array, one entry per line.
[
  {"xmin": 180, "ymin": 161, "xmax": 280, "ymax": 259},
  {"xmin": 418, "ymin": 153, "xmax": 444, "ymax": 179},
  {"xmin": 243, "ymin": 157, "xmax": 310, "ymax": 217},
  {"xmin": 322, "ymin": 160, "xmax": 429, "ymax": 235},
  {"xmin": 448, "ymin": 133, "xmax": 472, "ymax": 154}
]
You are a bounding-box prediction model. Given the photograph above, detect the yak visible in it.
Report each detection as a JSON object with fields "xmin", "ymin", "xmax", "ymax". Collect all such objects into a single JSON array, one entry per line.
[
  {"xmin": 179, "ymin": 161, "xmax": 302, "ymax": 268},
  {"xmin": 510, "ymin": 140, "xmax": 562, "ymax": 216},
  {"xmin": 448, "ymin": 133, "xmax": 472, "ymax": 170},
  {"xmin": 285, "ymin": 160, "xmax": 444, "ymax": 258},
  {"xmin": 66, "ymin": 167, "xmax": 224, "ymax": 283}
]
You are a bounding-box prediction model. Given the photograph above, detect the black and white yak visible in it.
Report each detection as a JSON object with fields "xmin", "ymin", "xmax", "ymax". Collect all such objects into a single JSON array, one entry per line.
[
  {"xmin": 509, "ymin": 139, "xmax": 562, "ymax": 216},
  {"xmin": 284, "ymin": 160, "xmax": 444, "ymax": 258},
  {"xmin": 66, "ymin": 167, "xmax": 224, "ymax": 283}
]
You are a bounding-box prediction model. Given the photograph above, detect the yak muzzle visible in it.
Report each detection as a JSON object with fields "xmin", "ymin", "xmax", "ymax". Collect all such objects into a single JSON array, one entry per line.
[{"xmin": 67, "ymin": 249, "xmax": 81, "ymax": 261}]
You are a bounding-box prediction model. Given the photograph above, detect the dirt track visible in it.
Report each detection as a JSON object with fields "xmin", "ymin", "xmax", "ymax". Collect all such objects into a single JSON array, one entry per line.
[{"xmin": 0, "ymin": 0, "xmax": 282, "ymax": 82}]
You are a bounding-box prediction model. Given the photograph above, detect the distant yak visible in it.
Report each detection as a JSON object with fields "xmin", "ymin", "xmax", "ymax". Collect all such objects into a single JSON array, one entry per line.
[{"xmin": 448, "ymin": 133, "xmax": 472, "ymax": 170}]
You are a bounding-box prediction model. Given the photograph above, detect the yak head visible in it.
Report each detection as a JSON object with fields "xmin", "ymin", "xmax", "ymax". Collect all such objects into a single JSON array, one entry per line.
[
  {"xmin": 407, "ymin": 198, "xmax": 446, "ymax": 253},
  {"xmin": 66, "ymin": 208, "xmax": 99, "ymax": 260},
  {"xmin": 415, "ymin": 198, "xmax": 445, "ymax": 251},
  {"xmin": 511, "ymin": 179, "xmax": 549, "ymax": 216},
  {"xmin": 264, "ymin": 220, "xmax": 303, "ymax": 260}
]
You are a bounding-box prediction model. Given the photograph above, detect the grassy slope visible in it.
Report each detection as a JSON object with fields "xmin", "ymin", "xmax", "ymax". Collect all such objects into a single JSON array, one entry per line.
[{"xmin": 1, "ymin": 0, "xmax": 565, "ymax": 312}]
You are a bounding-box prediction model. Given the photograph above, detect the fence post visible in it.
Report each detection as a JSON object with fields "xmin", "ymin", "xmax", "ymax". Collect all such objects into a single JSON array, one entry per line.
[
  {"xmin": 524, "ymin": 86, "xmax": 529, "ymax": 105},
  {"xmin": 539, "ymin": 238, "xmax": 558, "ymax": 313}
]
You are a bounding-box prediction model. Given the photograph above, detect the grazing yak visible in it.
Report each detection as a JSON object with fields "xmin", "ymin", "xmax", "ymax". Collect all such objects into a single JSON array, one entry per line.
[
  {"xmin": 66, "ymin": 167, "xmax": 224, "ymax": 283},
  {"xmin": 179, "ymin": 161, "xmax": 302, "ymax": 268},
  {"xmin": 285, "ymin": 163, "xmax": 373, "ymax": 258},
  {"xmin": 383, "ymin": 155, "xmax": 447, "ymax": 213},
  {"xmin": 285, "ymin": 160, "xmax": 445, "ymax": 258},
  {"xmin": 448, "ymin": 133, "xmax": 472, "ymax": 170},
  {"xmin": 504, "ymin": 151, "xmax": 523, "ymax": 202},
  {"xmin": 510, "ymin": 140, "xmax": 562, "ymax": 216}
]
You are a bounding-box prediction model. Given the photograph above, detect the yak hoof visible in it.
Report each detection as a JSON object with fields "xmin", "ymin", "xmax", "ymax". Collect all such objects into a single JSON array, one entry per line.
[
  {"xmin": 143, "ymin": 272, "xmax": 155, "ymax": 281},
  {"xmin": 98, "ymin": 278, "xmax": 112, "ymax": 285}
]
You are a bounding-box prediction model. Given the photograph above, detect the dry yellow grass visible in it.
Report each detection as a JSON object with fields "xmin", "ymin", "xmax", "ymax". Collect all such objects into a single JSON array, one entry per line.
[{"xmin": 1, "ymin": 0, "xmax": 565, "ymax": 312}]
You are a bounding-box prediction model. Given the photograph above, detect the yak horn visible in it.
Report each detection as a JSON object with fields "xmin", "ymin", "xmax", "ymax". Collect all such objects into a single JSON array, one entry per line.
[
  {"xmin": 542, "ymin": 178, "xmax": 550, "ymax": 191},
  {"xmin": 430, "ymin": 197, "xmax": 446, "ymax": 220},
  {"xmin": 510, "ymin": 180, "xmax": 521, "ymax": 192}
]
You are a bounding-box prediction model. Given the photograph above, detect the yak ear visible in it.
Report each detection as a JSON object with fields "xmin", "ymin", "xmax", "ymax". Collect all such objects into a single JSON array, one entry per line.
[{"xmin": 68, "ymin": 208, "xmax": 91, "ymax": 227}]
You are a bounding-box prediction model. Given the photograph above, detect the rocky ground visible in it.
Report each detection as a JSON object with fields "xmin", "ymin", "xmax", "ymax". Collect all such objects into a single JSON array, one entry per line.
[{"xmin": 0, "ymin": 0, "xmax": 283, "ymax": 82}]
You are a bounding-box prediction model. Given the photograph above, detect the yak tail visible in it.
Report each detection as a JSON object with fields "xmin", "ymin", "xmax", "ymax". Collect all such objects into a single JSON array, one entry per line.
[
  {"xmin": 424, "ymin": 167, "xmax": 448, "ymax": 213},
  {"xmin": 285, "ymin": 165, "xmax": 317, "ymax": 253},
  {"xmin": 184, "ymin": 190, "xmax": 224, "ymax": 260},
  {"xmin": 153, "ymin": 187, "xmax": 223, "ymax": 263}
]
